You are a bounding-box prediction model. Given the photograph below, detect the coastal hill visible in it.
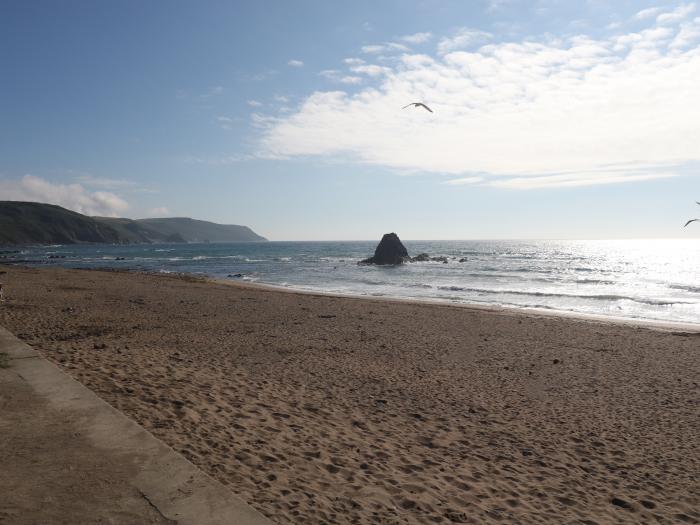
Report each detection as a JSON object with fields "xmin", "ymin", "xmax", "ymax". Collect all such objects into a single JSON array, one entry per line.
[{"xmin": 0, "ymin": 201, "xmax": 267, "ymax": 245}]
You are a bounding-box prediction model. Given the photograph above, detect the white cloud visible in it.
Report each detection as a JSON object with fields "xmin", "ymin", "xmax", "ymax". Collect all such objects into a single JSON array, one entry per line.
[
  {"xmin": 635, "ymin": 6, "xmax": 663, "ymax": 20},
  {"xmin": 258, "ymin": 13, "xmax": 700, "ymax": 189},
  {"xmin": 217, "ymin": 116, "xmax": 234, "ymax": 130},
  {"xmin": 444, "ymin": 176, "xmax": 484, "ymax": 185},
  {"xmin": 319, "ymin": 70, "xmax": 363, "ymax": 84},
  {"xmin": 400, "ymin": 32, "xmax": 432, "ymax": 44},
  {"xmin": 486, "ymin": 0, "xmax": 512, "ymax": 12},
  {"xmin": 287, "ymin": 59, "xmax": 304, "ymax": 67},
  {"xmin": 0, "ymin": 175, "xmax": 129, "ymax": 216},
  {"xmin": 247, "ymin": 100, "xmax": 263, "ymax": 107},
  {"xmin": 350, "ymin": 64, "xmax": 391, "ymax": 76},
  {"xmin": 344, "ymin": 58, "xmax": 365, "ymax": 66},
  {"xmin": 361, "ymin": 42, "xmax": 409, "ymax": 54},
  {"xmin": 74, "ymin": 175, "xmax": 137, "ymax": 190},
  {"xmin": 489, "ymin": 171, "xmax": 678, "ymax": 189},
  {"xmin": 201, "ymin": 86, "xmax": 224, "ymax": 98},
  {"xmin": 437, "ymin": 28, "xmax": 492, "ymax": 54},
  {"xmin": 144, "ymin": 206, "xmax": 170, "ymax": 217},
  {"xmin": 657, "ymin": 3, "xmax": 695, "ymax": 24},
  {"xmin": 670, "ymin": 16, "xmax": 700, "ymax": 47}
]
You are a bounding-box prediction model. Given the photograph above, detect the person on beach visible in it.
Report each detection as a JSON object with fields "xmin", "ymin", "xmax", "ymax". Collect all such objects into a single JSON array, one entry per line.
[{"xmin": 0, "ymin": 282, "xmax": 4, "ymax": 302}]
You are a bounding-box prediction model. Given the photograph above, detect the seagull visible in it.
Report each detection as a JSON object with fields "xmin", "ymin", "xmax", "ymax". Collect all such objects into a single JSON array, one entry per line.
[
  {"xmin": 684, "ymin": 202, "xmax": 700, "ymax": 227},
  {"xmin": 402, "ymin": 102, "xmax": 433, "ymax": 113}
]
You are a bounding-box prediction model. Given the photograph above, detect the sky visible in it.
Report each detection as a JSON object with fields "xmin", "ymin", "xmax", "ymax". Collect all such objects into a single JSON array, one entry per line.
[{"xmin": 1, "ymin": 0, "xmax": 699, "ymax": 240}]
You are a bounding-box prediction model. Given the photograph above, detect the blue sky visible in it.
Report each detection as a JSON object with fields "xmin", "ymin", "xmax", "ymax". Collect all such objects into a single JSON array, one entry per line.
[{"xmin": 1, "ymin": 0, "xmax": 699, "ymax": 240}]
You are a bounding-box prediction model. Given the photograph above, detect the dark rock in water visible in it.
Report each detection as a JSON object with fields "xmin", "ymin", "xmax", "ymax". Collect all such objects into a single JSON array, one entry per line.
[
  {"xmin": 459, "ymin": 257, "xmax": 468, "ymax": 263},
  {"xmin": 359, "ymin": 233, "xmax": 409, "ymax": 265},
  {"xmin": 409, "ymin": 253, "xmax": 450, "ymax": 264},
  {"xmin": 228, "ymin": 273, "xmax": 244, "ymax": 278}
]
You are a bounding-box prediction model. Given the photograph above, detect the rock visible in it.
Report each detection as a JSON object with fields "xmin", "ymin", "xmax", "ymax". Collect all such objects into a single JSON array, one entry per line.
[
  {"xmin": 359, "ymin": 233, "xmax": 409, "ymax": 265},
  {"xmin": 411, "ymin": 253, "xmax": 431, "ymax": 262},
  {"xmin": 459, "ymin": 257, "xmax": 468, "ymax": 263},
  {"xmin": 431, "ymin": 256, "xmax": 448, "ymax": 264}
]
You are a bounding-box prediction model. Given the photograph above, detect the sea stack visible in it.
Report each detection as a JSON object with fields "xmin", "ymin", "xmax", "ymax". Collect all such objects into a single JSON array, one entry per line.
[{"xmin": 360, "ymin": 232, "xmax": 409, "ymax": 265}]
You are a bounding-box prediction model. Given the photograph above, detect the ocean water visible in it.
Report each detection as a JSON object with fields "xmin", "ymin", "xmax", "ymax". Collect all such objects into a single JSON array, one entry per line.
[{"xmin": 5, "ymin": 239, "xmax": 700, "ymax": 325}]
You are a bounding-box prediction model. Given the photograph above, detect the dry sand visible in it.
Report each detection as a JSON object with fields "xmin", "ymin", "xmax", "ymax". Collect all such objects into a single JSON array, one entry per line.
[{"xmin": 0, "ymin": 265, "xmax": 698, "ymax": 524}]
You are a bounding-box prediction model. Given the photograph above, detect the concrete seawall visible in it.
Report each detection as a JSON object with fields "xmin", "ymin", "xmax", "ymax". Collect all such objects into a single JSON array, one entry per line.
[{"xmin": 0, "ymin": 325, "xmax": 273, "ymax": 525}]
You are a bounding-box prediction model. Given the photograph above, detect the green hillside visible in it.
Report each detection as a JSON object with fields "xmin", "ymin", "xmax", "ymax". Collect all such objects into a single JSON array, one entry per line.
[
  {"xmin": 0, "ymin": 202, "xmax": 124, "ymax": 245},
  {"xmin": 0, "ymin": 201, "xmax": 267, "ymax": 245}
]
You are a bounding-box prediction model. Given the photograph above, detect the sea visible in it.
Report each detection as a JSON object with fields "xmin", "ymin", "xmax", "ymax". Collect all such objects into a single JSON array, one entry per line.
[{"xmin": 4, "ymin": 239, "xmax": 700, "ymax": 326}]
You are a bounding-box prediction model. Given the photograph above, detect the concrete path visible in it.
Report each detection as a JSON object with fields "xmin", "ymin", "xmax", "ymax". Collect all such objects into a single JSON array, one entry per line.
[{"xmin": 0, "ymin": 326, "xmax": 273, "ymax": 525}]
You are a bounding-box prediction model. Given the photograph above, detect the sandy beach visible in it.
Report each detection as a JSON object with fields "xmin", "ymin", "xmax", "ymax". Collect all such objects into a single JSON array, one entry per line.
[{"xmin": 0, "ymin": 265, "xmax": 698, "ymax": 524}]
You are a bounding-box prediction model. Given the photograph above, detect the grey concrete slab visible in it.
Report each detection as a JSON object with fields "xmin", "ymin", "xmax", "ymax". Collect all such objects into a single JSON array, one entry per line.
[{"xmin": 0, "ymin": 326, "xmax": 274, "ymax": 525}]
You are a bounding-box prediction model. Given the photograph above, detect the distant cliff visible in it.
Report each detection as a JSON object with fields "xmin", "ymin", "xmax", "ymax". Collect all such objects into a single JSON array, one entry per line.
[{"xmin": 0, "ymin": 201, "xmax": 267, "ymax": 245}]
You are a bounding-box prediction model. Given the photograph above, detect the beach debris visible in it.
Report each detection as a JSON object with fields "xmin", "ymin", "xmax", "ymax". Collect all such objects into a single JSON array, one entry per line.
[
  {"xmin": 93, "ymin": 342, "xmax": 107, "ymax": 350},
  {"xmin": 318, "ymin": 314, "xmax": 336, "ymax": 318},
  {"xmin": 359, "ymin": 233, "xmax": 409, "ymax": 265}
]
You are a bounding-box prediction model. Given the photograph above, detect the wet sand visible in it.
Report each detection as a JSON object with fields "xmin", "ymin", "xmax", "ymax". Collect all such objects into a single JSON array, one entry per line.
[{"xmin": 0, "ymin": 265, "xmax": 698, "ymax": 524}]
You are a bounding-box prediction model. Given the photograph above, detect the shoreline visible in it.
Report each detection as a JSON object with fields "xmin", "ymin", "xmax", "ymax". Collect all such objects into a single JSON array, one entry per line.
[
  {"xmin": 6, "ymin": 263, "xmax": 699, "ymax": 333},
  {"xmin": 212, "ymin": 275, "xmax": 700, "ymax": 334}
]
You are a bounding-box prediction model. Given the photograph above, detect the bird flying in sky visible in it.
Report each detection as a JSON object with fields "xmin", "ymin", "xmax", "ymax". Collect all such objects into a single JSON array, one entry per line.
[
  {"xmin": 683, "ymin": 202, "xmax": 699, "ymax": 227},
  {"xmin": 402, "ymin": 102, "xmax": 433, "ymax": 113}
]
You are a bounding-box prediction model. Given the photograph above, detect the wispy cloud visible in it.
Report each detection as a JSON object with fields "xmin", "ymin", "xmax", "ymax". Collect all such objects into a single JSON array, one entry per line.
[
  {"xmin": 74, "ymin": 174, "xmax": 138, "ymax": 190},
  {"xmin": 349, "ymin": 64, "xmax": 391, "ymax": 76},
  {"xmin": 144, "ymin": 206, "xmax": 170, "ymax": 217},
  {"xmin": 361, "ymin": 42, "xmax": 410, "ymax": 54},
  {"xmin": 437, "ymin": 28, "xmax": 492, "ymax": 54},
  {"xmin": 257, "ymin": 8, "xmax": 700, "ymax": 189},
  {"xmin": 488, "ymin": 171, "xmax": 678, "ymax": 189},
  {"xmin": 217, "ymin": 116, "xmax": 235, "ymax": 130},
  {"xmin": 400, "ymin": 32, "xmax": 432, "ymax": 44},
  {"xmin": 344, "ymin": 58, "xmax": 365, "ymax": 66},
  {"xmin": 287, "ymin": 59, "xmax": 304, "ymax": 67},
  {"xmin": 635, "ymin": 6, "xmax": 663, "ymax": 20},
  {"xmin": 444, "ymin": 176, "xmax": 484, "ymax": 185},
  {"xmin": 486, "ymin": 0, "xmax": 512, "ymax": 13},
  {"xmin": 319, "ymin": 69, "xmax": 363, "ymax": 84},
  {"xmin": 247, "ymin": 99, "xmax": 263, "ymax": 107},
  {"xmin": 0, "ymin": 175, "xmax": 129, "ymax": 216},
  {"xmin": 656, "ymin": 2, "xmax": 695, "ymax": 24},
  {"xmin": 200, "ymin": 85, "xmax": 224, "ymax": 99}
]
